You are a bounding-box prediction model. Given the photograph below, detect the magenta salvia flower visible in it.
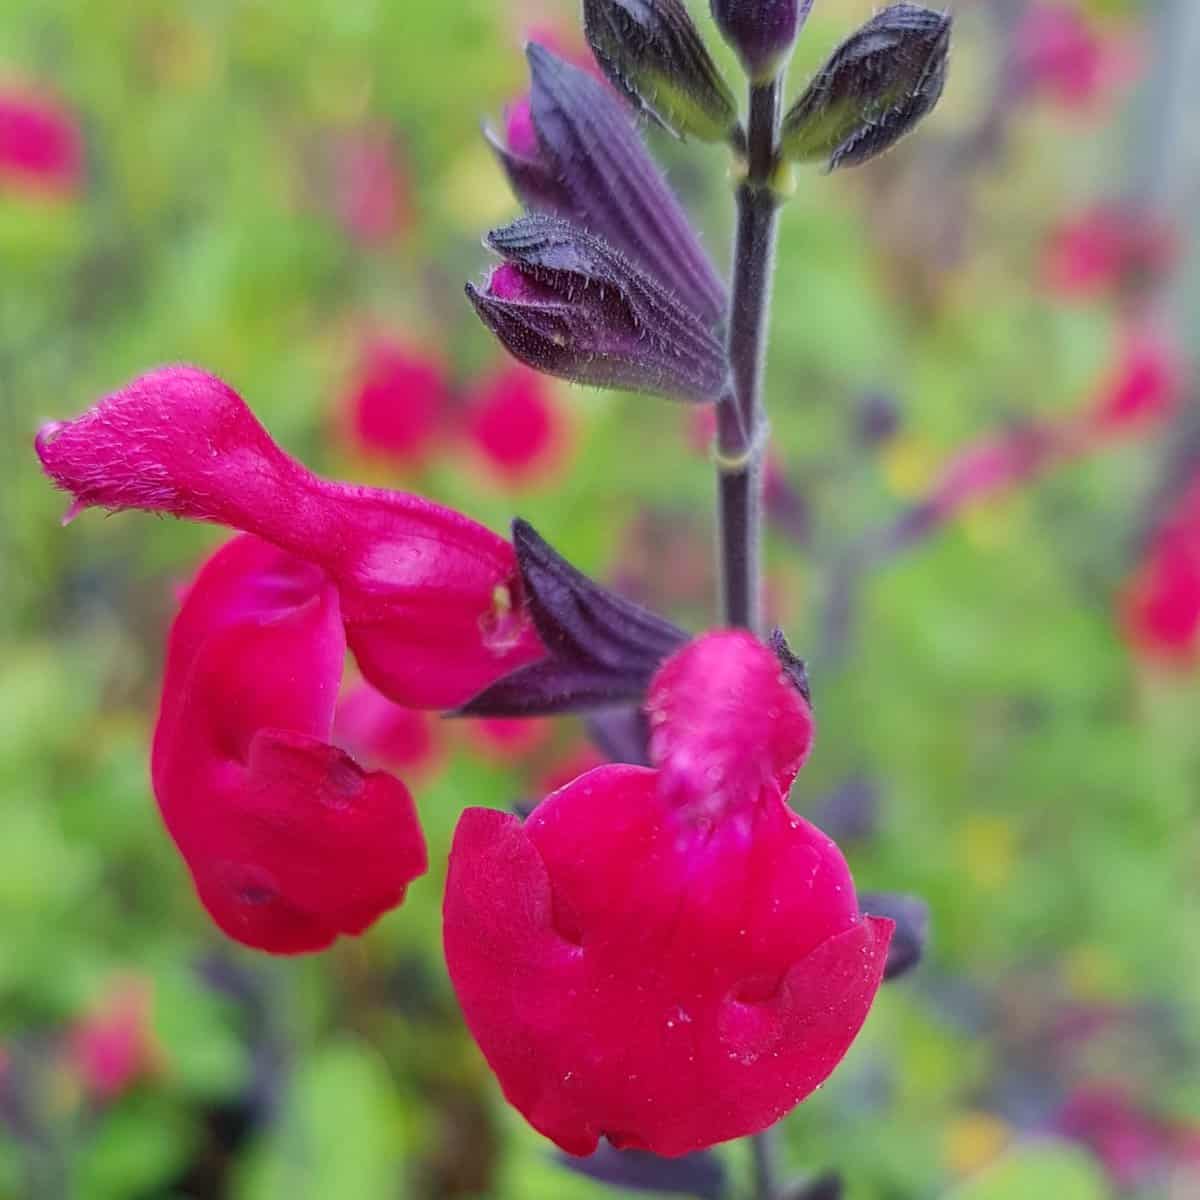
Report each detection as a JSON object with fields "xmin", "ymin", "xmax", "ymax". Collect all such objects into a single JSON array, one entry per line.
[
  {"xmin": 155, "ymin": 534, "xmax": 426, "ymax": 953},
  {"xmin": 35, "ymin": 366, "xmax": 544, "ymax": 709},
  {"xmin": 444, "ymin": 630, "xmax": 893, "ymax": 1156}
]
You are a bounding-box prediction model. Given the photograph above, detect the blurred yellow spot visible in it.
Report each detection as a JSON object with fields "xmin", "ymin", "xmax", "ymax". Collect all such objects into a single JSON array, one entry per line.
[
  {"xmin": 442, "ymin": 145, "xmax": 519, "ymax": 230},
  {"xmin": 960, "ymin": 816, "xmax": 1016, "ymax": 891},
  {"xmin": 149, "ymin": 21, "xmax": 217, "ymax": 91},
  {"xmin": 882, "ymin": 435, "xmax": 939, "ymax": 499},
  {"xmin": 943, "ymin": 1111, "xmax": 1012, "ymax": 1177},
  {"xmin": 1064, "ymin": 943, "xmax": 1127, "ymax": 999},
  {"xmin": 961, "ymin": 502, "xmax": 1014, "ymax": 551}
]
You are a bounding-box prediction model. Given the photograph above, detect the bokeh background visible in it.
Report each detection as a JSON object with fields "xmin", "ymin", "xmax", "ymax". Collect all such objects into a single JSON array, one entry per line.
[{"xmin": 3, "ymin": 0, "xmax": 1200, "ymax": 1196}]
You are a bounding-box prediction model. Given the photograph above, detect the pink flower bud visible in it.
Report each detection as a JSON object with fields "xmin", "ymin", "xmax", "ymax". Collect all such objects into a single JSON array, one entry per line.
[
  {"xmin": 343, "ymin": 338, "xmax": 449, "ymax": 467},
  {"xmin": 0, "ymin": 83, "xmax": 83, "ymax": 198},
  {"xmin": 35, "ymin": 366, "xmax": 543, "ymax": 708},
  {"xmin": 444, "ymin": 632, "xmax": 890, "ymax": 1156},
  {"xmin": 155, "ymin": 534, "xmax": 427, "ymax": 953}
]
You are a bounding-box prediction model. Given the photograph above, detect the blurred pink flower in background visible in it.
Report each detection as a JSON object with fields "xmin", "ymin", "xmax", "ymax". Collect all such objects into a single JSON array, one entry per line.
[
  {"xmin": 1055, "ymin": 1085, "xmax": 1200, "ymax": 1190},
  {"xmin": 69, "ymin": 977, "xmax": 160, "ymax": 1101},
  {"xmin": 1041, "ymin": 205, "xmax": 1178, "ymax": 300},
  {"xmin": 1014, "ymin": 3, "xmax": 1140, "ymax": 112},
  {"xmin": 464, "ymin": 364, "xmax": 570, "ymax": 487},
  {"xmin": 327, "ymin": 122, "xmax": 412, "ymax": 246},
  {"xmin": 538, "ymin": 743, "xmax": 606, "ymax": 795},
  {"xmin": 1123, "ymin": 476, "xmax": 1200, "ymax": 665},
  {"xmin": 468, "ymin": 716, "xmax": 553, "ymax": 762},
  {"xmin": 1085, "ymin": 327, "xmax": 1181, "ymax": 434},
  {"xmin": 0, "ymin": 81, "xmax": 83, "ymax": 198},
  {"xmin": 334, "ymin": 680, "xmax": 444, "ymax": 778},
  {"xmin": 342, "ymin": 337, "xmax": 450, "ymax": 468}
]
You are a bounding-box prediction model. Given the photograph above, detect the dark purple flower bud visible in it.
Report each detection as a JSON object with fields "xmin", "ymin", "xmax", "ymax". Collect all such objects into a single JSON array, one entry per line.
[
  {"xmin": 860, "ymin": 892, "xmax": 930, "ymax": 981},
  {"xmin": 456, "ymin": 519, "xmax": 689, "ymax": 717},
  {"xmin": 783, "ymin": 1173, "xmax": 844, "ymax": 1200},
  {"xmin": 586, "ymin": 706, "xmax": 652, "ymax": 766},
  {"xmin": 811, "ymin": 773, "xmax": 880, "ymax": 844},
  {"xmin": 523, "ymin": 45, "xmax": 727, "ymax": 326},
  {"xmin": 467, "ymin": 214, "xmax": 730, "ymax": 403},
  {"xmin": 855, "ymin": 388, "xmax": 903, "ymax": 446},
  {"xmin": 711, "ymin": 0, "xmax": 812, "ymax": 81},
  {"xmin": 781, "ymin": 5, "xmax": 951, "ymax": 170},
  {"xmin": 559, "ymin": 1142, "xmax": 727, "ymax": 1198},
  {"xmin": 484, "ymin": 104, "xmax": 576, "ymax": 217},
  {"xmin": 583, "ymin": 0, "xmax": 739, "ymax": 143},
  {"xmin": 769, "ymin": 627, "xmax": 811, "ymax": 702}
]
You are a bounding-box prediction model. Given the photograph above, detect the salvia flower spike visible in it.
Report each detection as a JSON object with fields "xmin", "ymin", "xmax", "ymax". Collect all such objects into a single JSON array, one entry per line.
[
  {"xmin": 154, "ymin": 535, "xmax": 427, "ymax": 953},
  {"xmin": 34, "ymin": 366, "xmax": 544, "ymax": 708},
  {"xmin": 444, "ymin": 630, "xmax": 892, "ymax": 1156},
  {"xmin": 523, "ymin": 45, "xmax": 727, "ymax": 327},
  {"xmin": 780, "ymin": 4, "xmax": 952, "ymax": 171},
  {"xmin": 711, "ymin": 0, "xmax": 812, "ymax": 81},
  {"xmin": 457, "ymin": 518, "xmax": 689, "ymax": 716},
  {"xmin": 583, "ymin": 0, "xmax": 740, "ymax": 144},
  {"xmin": 467, "ymin": 214, "xmax": 730, "ymax": 403}
]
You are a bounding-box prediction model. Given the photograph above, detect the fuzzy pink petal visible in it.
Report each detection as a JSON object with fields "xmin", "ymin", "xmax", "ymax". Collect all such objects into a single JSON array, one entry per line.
[
  {"xmin": 646, "ymin": 630, "xmax": 814, "ymax": 809},
  {"xmin": 35, "ymin": 366, "xmax": 543, "ymax": 708}
]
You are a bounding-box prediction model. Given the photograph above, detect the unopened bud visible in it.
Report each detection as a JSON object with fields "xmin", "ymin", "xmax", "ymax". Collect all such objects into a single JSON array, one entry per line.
[
  {"xmin": 711, "ymin": 0, "xmax": 811, "ymax": 81},
  {"xmin": 584, "ymin": 0, "xmax": 739, "ymax": 142},
  {"xmin": 467, "ymin": 214, "xmax": 729, "ymax": 403},
  {"xmin": 781, "ymin": 4, "xmax": 951, "ymax": 170}
]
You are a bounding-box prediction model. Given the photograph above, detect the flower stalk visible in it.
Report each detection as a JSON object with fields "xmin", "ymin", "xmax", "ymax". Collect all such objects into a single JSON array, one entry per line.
[
  {"xmin": 720, "ymin": 72, "xmax": 789, "ymax": 1200},
  {"xmin": 718, "ymin": 76, "xmax": 785, "ymax": 634}
]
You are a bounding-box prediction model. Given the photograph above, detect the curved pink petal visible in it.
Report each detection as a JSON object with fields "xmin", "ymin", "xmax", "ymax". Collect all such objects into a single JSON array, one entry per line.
[
  {"xmin": 444, "ymin": 764, "xmax": 890, "ymax": 1157},
  {"xmin": 155, "ymin": 534, "xmax": 426, "ymax": 954},
  {"xmin": 35, "ymin": 366, "xmax": 544, "ymax": 708}
]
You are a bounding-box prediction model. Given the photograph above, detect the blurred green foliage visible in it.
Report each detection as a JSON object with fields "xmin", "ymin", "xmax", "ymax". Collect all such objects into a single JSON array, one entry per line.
[{"xmin": 2, "ymin": 0, "xmax": 1198, "ymax": 1198}]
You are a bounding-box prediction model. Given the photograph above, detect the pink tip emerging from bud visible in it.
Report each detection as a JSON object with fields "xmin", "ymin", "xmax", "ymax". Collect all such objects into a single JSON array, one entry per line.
[
  {"xmin": 444, "ymin": 630, "xmax": 889, "ymax": 1156},
  {"xmin": 504, "ymin": 94, "xmax": 540, "ymax": 159},
  {"xmin": 35, "ymin": 366, "xmax": 544, "ymax": 708},
  {"xmin": 0, "ymin": 84, "xmax": 84, "ymax": 198},
  {"xmin": 154, "ymin": 535, "xmax": 427, "ymax": 953}
]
